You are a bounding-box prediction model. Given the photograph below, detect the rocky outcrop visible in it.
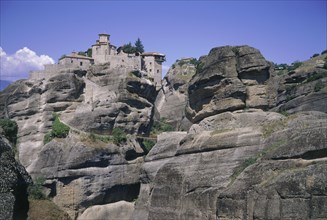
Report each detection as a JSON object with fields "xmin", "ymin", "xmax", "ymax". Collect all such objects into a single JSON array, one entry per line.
[
  {"xmin": 155, "ymin": 58, "xmax": 196, "ymax": 130},
  {"xmin": 0, "ymin": 136, "xmax": 31, "ymax": 220},
  {"xmin": 1, "ymin": 45, "xmax": 326, "ymax": 220},
  {"xmin": 273, "ymin": 53, "xmax": 327, "ymax": 113},
  {"xmin": 0, "ymin": 72, "xmax": 85, "ymax": 170},
  {"xmin": 185, "ymin": 46, "xmax": 273, "ymax": 123},
  {"xmin": 29, "ymin": 135, "xmax": 143, "ymax": 218},
  {"xmin": 134, "ymin": 111, "xmax": 327, "ymax": 219},
  {"xmin": 63, "ymin": 69, "xmax": 156, "ymax": 135}
]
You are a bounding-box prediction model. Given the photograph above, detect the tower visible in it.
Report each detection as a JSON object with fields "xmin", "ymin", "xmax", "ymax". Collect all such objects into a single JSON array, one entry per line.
[{"xmin": 92, "ymin": 33, "xmax": 110, "ymax": 64}]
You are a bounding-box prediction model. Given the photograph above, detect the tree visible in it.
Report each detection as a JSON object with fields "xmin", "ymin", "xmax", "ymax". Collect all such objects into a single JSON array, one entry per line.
[
  {"xmin": 0, "ymin": 118, "xmax": 18, "ymax": 144},
  {"xmin": 78, "ymin": 51, "xmax": 86, "ymax": 56},
  {"xmin": 86, "ymin": 48, "xmax": 92, "ymax": 57},
  {"xmin": 122, "ymin": 42, "xmax": 136, "ymax": 54},
  {"xmin": 134, "ymin": 38, "xmax": 144, "ymax": 53}
]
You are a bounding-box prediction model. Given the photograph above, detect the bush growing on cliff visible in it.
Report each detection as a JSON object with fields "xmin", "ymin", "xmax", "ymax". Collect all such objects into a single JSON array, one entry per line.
[
  {"xmin": 287, "ymin": 61, "xmax": 302, "ymax": 71},
  {"xmin": 0, "ymin": 118, "xmax": 18, "ymax": 144},
  {"xmin": 43, "ymin": 113, "xmax": 70, "ymax": 144},
  {"xmin": 28, "ymin": 177, "xmax": 46, "ymax": 200},
  {"xmin": 142, "ymin": 139, "xmax": 156, "ymax": 152},
  {"xmin": 150, "ymin": 118, "xmax": 174, "ymax": 135},
  {"xmin": 112, "ymin": 127, "xmax": 127, "ymax": 145},
  {"xmin": 52, "ymin": 115, "xmax": 70, "ymax": 138}
]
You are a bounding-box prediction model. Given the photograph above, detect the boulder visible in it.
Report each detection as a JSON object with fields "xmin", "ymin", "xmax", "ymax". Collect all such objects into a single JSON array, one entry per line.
[
  {"xmin": 78, "ymin": 201, "xmax": 134, "ymax": 220},
  {"xmin": 186, "ymin": 45, "xmax": 272, "ymax": 123}
]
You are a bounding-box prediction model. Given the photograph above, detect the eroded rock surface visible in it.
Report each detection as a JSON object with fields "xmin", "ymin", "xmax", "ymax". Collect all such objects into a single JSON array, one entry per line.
[
  {"xmin": 155, "ymin": 58, "xmax": 195, "ymax": 130},
  {"xmin": 0, "ymin": 136, "xmax": 31, "ymax": 220},
  {"xmin": 186, "ymin": 46, "xmax": 273, "ymax": 123},
  {"xmin": 1, "ymin": 45, "xmax": 326, "ymax": 220},
  {"xmin": 134, "ymin": 111, "xmax": 327, "ymax": 220}
]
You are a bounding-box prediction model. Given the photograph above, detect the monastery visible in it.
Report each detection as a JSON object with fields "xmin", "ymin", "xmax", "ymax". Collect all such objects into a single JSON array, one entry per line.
[{"xmin": 30, "ymin": 33, "xmax": 166, "ymax": 85}]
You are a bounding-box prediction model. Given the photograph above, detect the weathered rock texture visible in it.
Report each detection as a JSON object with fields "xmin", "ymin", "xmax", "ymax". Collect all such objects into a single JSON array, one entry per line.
[
  {"xmin": 78, "ymin": 201, "xmax": 134, "ymax": 220},
  {"xmin": 0, "ymin": 136, "xmax": 31, "ymax": 220},
  {"xmin": 272, "ymin": 54, "xmax": 327, "ymax": 114},
  {"xmin": 134, "ymin": 111, "xmax": 327, "ymax": 219},
  {"xmin": 155, "ymin": 58, "xmax": 195, "ymax": 130},
  {"xmin": 185, "ymin": 46, "xmax": 274, "ymax": 123},
  {"xmin": 1, "ymin": 45, "xmax": 326, "ymax": 220}
]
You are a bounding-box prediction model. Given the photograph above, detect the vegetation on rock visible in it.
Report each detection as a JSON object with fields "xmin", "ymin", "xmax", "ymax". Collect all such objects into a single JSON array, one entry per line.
[
  {"xmin": 43, "ymin": 113, "xmax": 70, "ymax": 144},
  {"xmin": 122, "ymin": 38, "xmax": 145, "ymax": 54},
  {"xmin": 150, "ymin": 118, "xmax": 174, "ymax": 136},
  {"xmin": 142, "ymin": 139, "xmax": 156, "ymax": 152},
  {"xmin": 0, "ymin": 118, "xmax": 18, "ymax": 144},
  {"xmin": 28, "ymin": 177, "xmax": 46, "ymax": 200},
  {"xmin": 112, "ymin": 127, "xmax": 127, "ymax": 145}
]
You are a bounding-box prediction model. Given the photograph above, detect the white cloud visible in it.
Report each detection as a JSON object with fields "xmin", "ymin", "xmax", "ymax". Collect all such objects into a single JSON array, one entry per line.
[{"xmin": 0, "ymin": 47, "xmax": 54, "ymax": 81}]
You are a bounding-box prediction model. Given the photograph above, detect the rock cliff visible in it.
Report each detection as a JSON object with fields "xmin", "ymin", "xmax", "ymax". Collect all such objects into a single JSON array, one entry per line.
[
  {"xmin": 0, "ymin": 45, "xmax": 326, "ymax": 219},
  {"xmin": 0, "ymin": 135, "xmax": 31, "ymax": 220}
]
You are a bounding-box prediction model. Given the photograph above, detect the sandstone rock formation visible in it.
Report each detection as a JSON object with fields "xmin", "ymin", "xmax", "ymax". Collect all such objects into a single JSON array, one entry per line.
[
  {"xmin": 0, "ymin": 135, "xmax": 31, "ymax": 220},
  {"xmin": 273, "ymin": 53, "xmax": 327, "ymax": 113},
  {"xmin": 185, "ymin": 45, "xmax": 274, "ymax": 123},
  {"xmin": 0, "ymin": 45, "xmax": 326, "ymax": 220},
  {"xmin": 154, "ymin": 58, "xmax": 195, "ymax": 130},
  {"xmin": 134, "ymin": 110, "xmax": 327, "ymax": 219}
]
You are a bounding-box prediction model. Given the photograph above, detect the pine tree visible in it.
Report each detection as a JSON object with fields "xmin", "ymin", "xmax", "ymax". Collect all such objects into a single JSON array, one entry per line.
[{"xmin": 134, "ymin": 38, "xmax": 144, "ymax": 54}]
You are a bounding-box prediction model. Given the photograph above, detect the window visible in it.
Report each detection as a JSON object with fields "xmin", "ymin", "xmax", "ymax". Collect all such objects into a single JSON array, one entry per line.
[
  {"xmin": 80, "ymin": 62, "xmax": 83, "ymax": 66},
  {"xmin": 157, "ymin": 69, "xmax": 159, "ymax": 73},
  {"xmin": 150, "ymin": 62, "xmax": 152, "ymax": 65},
  {"xmin": 150, "ymin": 69, "xmax": 152, "ymax": 72},
  {"xmin": 122, "ymin": 59, "xmax": 124, "ymax": 62},
  {"xmin": 71, "ymin": 60, "xmax": 73, "ymax": 63}
]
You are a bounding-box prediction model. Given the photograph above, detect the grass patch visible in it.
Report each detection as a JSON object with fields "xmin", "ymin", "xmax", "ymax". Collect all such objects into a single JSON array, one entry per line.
[
  {"xmin": 81, "ymin": 132, "xmax": 112, "ymax": 144},
  {"xmin": 150, "ymin": 118, "xmax": 174, "ymax": 136},
  {"xmin": 142, "ymin": 139, "xmax": 156, "ymax": 152},
  {"xmin": 305, "ymin": 71, "xmax": 327, "ymax": 83}
]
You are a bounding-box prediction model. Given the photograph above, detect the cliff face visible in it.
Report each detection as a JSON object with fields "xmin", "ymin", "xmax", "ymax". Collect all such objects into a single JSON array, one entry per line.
[
  {"xmin": 0, "ymin": 45, "xmax": 326, "ymax": 219},
  {"xmin": 0, "ymin": 136, "xmax": 32, "ymax": 220}
]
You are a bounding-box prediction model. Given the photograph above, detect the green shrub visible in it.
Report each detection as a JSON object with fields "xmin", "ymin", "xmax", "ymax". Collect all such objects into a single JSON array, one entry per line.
[
  {"xmin": 28, "ymin": 177, "xmax": 46, "ymax": 200},
  {"xmin": 43, "ymin": 114, "xmax": 70, "ymax": 144},
  {"xmin": 0, "ymin": 118, "xmax": 18, "ymax": 144},
  {"xmin": 52, "ymin": 116, "xmax": 70, "ymax": 138},
  {"xmin": 43, "ymin": 132, "xmax": 53, "ymax": 144},
  {"xmin": 87, "ymin": 48, "xmax": 92, "ymax": 57},
  {"xmin": 321, "ymin": 49, "xmax": 327, "ymax": 55},
  {"xmin": 142, "ymin": 139, "xmax": 156, "ymax": 152},
  {"xmin": 306, "ymin": 72, "xmax": 327, "ymax": 83},
  {"xmin": 112, "ymin": 128, "xmax": 127, "ymax": 145},
  {"xmin": 287, "ymin": 61, "xmax": 302, "ymax": 71},
  {"xmin": 88, "ymin": 133, "xmax": 97, "ymax": 142},
  {"xmin": 151, "ymin": 118, "xmax": 174, "ymax": 135}
]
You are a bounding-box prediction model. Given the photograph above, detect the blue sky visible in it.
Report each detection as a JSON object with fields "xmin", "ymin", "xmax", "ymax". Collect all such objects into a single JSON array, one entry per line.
[{"xmin": 0, "ymin": 0, "xmax": 326, "ymax": 84}]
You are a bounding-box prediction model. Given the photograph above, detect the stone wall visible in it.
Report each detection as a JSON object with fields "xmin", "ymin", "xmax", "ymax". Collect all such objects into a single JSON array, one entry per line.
[{"xmin": 59, "ymin": 57, "xmax": 92, "ymax": 69}]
